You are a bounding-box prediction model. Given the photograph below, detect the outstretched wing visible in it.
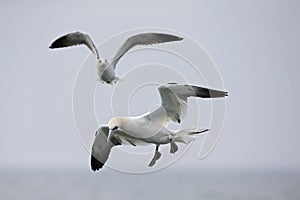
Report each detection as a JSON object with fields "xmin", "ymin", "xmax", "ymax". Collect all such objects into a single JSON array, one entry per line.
[
  {"xmin": 49, "ymin": 31, "xmax": 100, "ymax": 60},
  {"xmin": 110, "ymin": 33, "xmax": 183, "ymax": 69},
  {"xmin": 157, "ymin": 83, "xmax": 228, "ymax": 124}
]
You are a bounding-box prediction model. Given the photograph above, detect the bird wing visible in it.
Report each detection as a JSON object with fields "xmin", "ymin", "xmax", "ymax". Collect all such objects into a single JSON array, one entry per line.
[
  {"xmin": 157, "ymin": 83, "xmax": 228, "ymax": 124},
  {"xmin": 91, "ymin": 126, "xmax": 123, "ymax": 171},
  {"xmin": 110, "ymin": 33, "xmax": 183, "ymax": 69},
  {"xmin": 91, "ymin": 126, "xmax": 149, "ymax": 171},
  {"xmin": 49, "ymin": 31, "xmax": 100, "ymax": 60}
]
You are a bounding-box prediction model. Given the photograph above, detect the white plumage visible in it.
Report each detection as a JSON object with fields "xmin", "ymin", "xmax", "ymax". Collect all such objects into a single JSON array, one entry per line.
[
  {"xmin": 49, "ymin": 31, "xmax": 183, "ymax": 84},
  {"xmin": 91, "ymin": 83, "xmax": 228, "ymax": 171}
]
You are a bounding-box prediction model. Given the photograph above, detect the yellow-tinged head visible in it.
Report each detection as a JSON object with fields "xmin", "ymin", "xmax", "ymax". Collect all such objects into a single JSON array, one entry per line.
[{"xmin": 108, "ymin": 117, "xmax": 125, "ymax": 130}]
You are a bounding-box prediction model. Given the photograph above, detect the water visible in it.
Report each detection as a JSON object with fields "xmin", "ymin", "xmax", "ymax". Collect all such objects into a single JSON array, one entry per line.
[{"xmin": 0, "ymin": 168, "xmax": 299, "ymax": 200}]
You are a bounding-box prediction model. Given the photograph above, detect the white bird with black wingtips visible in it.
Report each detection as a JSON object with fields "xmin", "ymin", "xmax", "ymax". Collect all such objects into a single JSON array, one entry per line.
[
  {"xmin": 90, "ymin": 83, "xmax": 228, "ymax": 171},
  {"xmin": 49, "ymin": 31, "xmax": 183, "ymax": 84}
]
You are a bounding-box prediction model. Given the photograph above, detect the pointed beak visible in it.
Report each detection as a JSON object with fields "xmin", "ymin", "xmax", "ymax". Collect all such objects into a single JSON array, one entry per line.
[{"xmin": 108, "ymin": 128, "xmax": 116, "ymax": 140}]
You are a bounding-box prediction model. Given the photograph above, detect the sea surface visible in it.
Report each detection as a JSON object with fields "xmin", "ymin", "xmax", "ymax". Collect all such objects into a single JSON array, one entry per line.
[{"xmin": 0, "ymin": 168, "xmax": 299, "ymax": 200}]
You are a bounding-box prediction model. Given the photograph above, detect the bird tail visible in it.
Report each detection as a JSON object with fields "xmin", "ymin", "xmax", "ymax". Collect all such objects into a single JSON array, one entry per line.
[{"xmin": 172, "ymin": 128, "xmax": 209, "ymax": 144}]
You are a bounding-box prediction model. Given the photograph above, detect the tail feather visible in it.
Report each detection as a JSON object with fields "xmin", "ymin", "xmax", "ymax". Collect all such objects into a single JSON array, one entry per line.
[
  {"xmin": 173, "ymin": 128, "xmax": 209, "ymax": 144},
  {"xmin": 187, "ymin": 129, "xmax": 209, "ymax": 135}
]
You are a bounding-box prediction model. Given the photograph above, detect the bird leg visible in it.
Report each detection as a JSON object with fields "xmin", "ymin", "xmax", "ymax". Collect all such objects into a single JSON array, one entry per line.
[
  {"xmin": 148, "ymin": 145, "xmax": 161, "ymax": 167},
  {"xmin": 170, "ymin": 139, "xmax": 178, "ymax": 154}
]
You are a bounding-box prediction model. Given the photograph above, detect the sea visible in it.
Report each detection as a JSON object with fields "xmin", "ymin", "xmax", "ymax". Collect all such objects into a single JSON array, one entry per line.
[{"xmin": 0, "ymin": 168, "xmax": 299, "ymax": 200}]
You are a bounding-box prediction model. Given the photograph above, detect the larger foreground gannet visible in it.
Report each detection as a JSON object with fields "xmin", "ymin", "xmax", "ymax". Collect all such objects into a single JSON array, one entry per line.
[
  {"xmin": 91, "ymin": 83, "xmax": 228, "ymax": 171},
  {"xmin": 49, "ymin": 31, "xmax": 183, "ymax": 84}
]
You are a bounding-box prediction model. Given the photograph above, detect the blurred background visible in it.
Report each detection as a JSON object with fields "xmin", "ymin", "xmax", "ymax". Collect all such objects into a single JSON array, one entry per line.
[{"xmin": 0, "ymin": 0, "xmax": 299, "ymax": 199}]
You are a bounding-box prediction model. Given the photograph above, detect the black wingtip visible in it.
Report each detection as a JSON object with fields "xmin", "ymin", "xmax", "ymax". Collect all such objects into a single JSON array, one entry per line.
[
  {"xmin": 200, "ymin": 129, "xmax": 210, "ymax": 133},
  {"xmin": 91, "ymin": 154, "xmax": 104, "ymax": 171},
  {"xmin": 172, "ymin": 35, "xmax": 183, "ymax": 42},
  {"xmin": 189, "ymin": 129, "xmax": 209, "ymax": 135},
  {"xmin": 49, "ymin": 35, "xmax": 68, "ymax": 49},
  {"xmin": 169, "ymin": 34, "xmax": 183, "ymax": 41},
  {"xmin": 194, "ymin": 86, "xmax": 228, "ymax": 98},
  {"xmin": 156, "ymin": 33, "xmax": 184, "ymax": 42}
]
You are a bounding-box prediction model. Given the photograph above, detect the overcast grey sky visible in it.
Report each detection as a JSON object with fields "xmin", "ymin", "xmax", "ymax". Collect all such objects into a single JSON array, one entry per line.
[{"xmin": 0, "ymin": 0, "xmax": 299, "ymax": 171}]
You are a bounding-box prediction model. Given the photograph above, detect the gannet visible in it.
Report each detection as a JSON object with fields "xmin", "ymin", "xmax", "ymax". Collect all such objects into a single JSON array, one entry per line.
[{"xmin": 91, "ymin": 83, "xmax": 228, "ymax": 171}]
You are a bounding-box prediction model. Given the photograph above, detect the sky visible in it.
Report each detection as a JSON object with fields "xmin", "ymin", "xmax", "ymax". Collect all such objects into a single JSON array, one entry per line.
[{"xmin": 0, "ymin": 0, "xmax": 299, "ymax": 171}]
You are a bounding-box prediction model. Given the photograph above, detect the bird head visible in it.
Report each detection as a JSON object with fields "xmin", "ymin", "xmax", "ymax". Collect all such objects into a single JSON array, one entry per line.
[
  {"xmin": 98, "ymin": 58, "xmax": 108, "ymax": 66},
  {"xmin": 108, "ymin": 117, "xmax": 124, "ymax": 131}
]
